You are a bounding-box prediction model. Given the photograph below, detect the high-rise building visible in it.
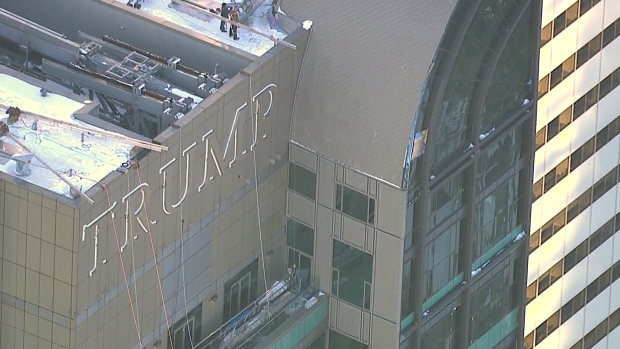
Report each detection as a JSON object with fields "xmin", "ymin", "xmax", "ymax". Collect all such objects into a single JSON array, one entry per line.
[
  {"xmin": 0, "ymin": 0, "xmax": 540, "ymax": 348},
  {"xmin": 525, "ymin": 1, "xmax": 620, "ymax": 349}
]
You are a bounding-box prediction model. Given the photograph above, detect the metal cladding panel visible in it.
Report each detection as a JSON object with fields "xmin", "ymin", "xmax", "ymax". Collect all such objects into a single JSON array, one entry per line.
[
  {"xmin": 286, "ymin": 0, "xmax": 459, "ymax": 187},
  {"xmin": 1, "ymin": 0, "xmax": 251, "ymax": 76}
]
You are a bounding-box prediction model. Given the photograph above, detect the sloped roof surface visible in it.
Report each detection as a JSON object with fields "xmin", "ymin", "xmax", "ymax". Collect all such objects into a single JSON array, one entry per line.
[{"xmin": 287, "ymin": 0, "xmax": 459, "ymax": 186}]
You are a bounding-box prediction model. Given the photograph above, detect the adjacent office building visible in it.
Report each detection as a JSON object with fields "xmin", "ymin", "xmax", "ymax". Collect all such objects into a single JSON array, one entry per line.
[
  {"xmin": 0, "ymin": 0, "xmax": 541, "ymax": 348},
  {"xmin": 525, "ymin": 0, "xmax": 620, "ymax": 348}
]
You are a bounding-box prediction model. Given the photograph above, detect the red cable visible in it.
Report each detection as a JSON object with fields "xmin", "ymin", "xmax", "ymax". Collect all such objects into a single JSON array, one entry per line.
[
  {"xmin": 103, "ymin": 184, "xmax": 143, "ymax": 348},
  {"xmin": 135, "ymin": 164, "xmax": 175, "ymax": 349}
]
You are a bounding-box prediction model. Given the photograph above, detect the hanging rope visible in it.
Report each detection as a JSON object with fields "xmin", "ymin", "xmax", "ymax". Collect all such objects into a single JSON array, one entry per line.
[
  {"xmin": 135, "ymin": 163, "xmax": 175, "ymax": 349},
  {"xmin": 250, "ymin": 75, "xmax": 270, "ymax": 298},
  {"xmin": 102, "ymin": 184, "xmax": 143, "ymax": 348},
  {"xmin": 127, "ymin": 175, "xmax": 142, "ymax": 337},
  {"xmin": 178, "ymin": 128, "xmax": 195, "ymax": 348}
]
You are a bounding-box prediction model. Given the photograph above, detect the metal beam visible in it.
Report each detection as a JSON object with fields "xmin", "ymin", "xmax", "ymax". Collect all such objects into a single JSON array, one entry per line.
[{"xmin": 0, "ymin": 103, "xmax": 168, "ymax": 152}]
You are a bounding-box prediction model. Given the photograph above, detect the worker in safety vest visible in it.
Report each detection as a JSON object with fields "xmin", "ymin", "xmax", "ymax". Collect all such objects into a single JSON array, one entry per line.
[{"xmin": 229, "ymin": 6, "xmax": 239, "ymax": 40}]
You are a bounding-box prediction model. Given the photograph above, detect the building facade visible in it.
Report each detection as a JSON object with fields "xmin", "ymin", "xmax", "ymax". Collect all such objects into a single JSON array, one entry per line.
[
  {"xmin": 1, "ymin": 0, "xmax": 541, "ymax": 348},
  {"xmin": 525, "ymin": 0, "xmax": 620, "ymax": 348}
]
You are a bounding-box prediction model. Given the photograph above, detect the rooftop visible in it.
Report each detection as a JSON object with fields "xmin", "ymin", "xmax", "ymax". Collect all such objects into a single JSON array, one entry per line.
[
  {"xmin": 0, "ymin": 71, "xmax": 133, "ymax": 200},
  {"xmin": 117, "ymin": 0, "xmax": 288, "ymax": 56}
]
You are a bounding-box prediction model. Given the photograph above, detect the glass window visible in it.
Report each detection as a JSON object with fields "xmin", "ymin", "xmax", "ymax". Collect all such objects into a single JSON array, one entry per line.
[
  {"xmin": 332, "ymin": 240, "xmax": 373, "ymax": 308},
  {"xmin": 477, "ymin": 125, "xmax": 523, "ymax": 191},
  {"xmin": 538, "ymin": 271, "xmax": 551, "ymax": 293},
  {"xmin": 530, "ymin": 230, "xmax": 540, "ymax": 253},
  {"xmin": 562, "ymin": 299, "xmax": 574, "ymax": 323},
  {"xmin": 603, "ymin": 25, "xmax": 615, "ymax": 47},
  {"xmin": 427, "ymin": 173, "xmax": 463, "ymax": 231},
  {"xmin": 589, "ymin": 35, "xmax": 602, "ymax": 57},
  {"xmin": 599, "ymin": 75, "xmax": 613, "ymax": 100},
  {"xmin": 564, "ymin": 249, "xmax": 577, "ymax": 273},
  {"xmin": 596, "ymin": 122, "xmax": 610, "ymax": 151},
  {"xmin": 573, "ymin": 290, "xmax": 585, "ymax": 310},
  {"xmin": 573, "ymin": 96, "xmax": 587, "ymax": 119},
  {"xmin": 541, "ymin": 23, "xmax": 552, "ymax": 46},
  {"xmin": 288, "ymin": 248, "xmax": 312, "ymax": 290},
  {"xmin": 580, "ymin": 0, "xmax": 593, "ymax": 15},
  {"xmin": 613, "ymin": 68, "xmax": 620, "ymax": 89},
  {"xmin": 577, "ymin": 46, "xmax": 589, "ymax": 68},
  {"xmin": 559, "ymin": 106, "xmax": 572, "ymax": 132},
  {"xmin": 481, "ymin": 9, "xmax": 534, "ymax": 133},
  {"xmin": 329, "ymin": 330, "xmax": 368, "ymax": 349},
  {"xmin": 525, "ymin": 332, "xmax": 535, "ymax": 349},
  {"xmin": 335, "ymin": 184, "xmax": 374, "ymax": 225},
  {"xmin": 610, "ymin": 309, "xmax": 620, "ymax": 331},
  {"xmin": 533, "ymin": 179, "xmax": 543, "ymax": 202},
  {"xmin": 552, "ymin": 211, "xmax": 565, "ymax": 234},
  {"xmin": 421, "ymin": 311, "xmax": 458, "ymax": 349},
  {"xmin": 536, "ymin": 321, "xmax": 547, "ymax": 344},
  {"xmin": 593, "ymin": 178, "xmax": 606, "ymax": 202},
  {"xmin": 585, "ymin": 88, "xmax": 599, "ymax": 110},
  {"xmin": 289, "ymin": 163, "xmax": 317, "ymax": 200},
  {"xmin": 539, "ymin": 75, "xmax": 550, "ymax": 99},
  {"xmin": 170, "ymin": 305, "xmax": 201, "ymax": 349},
  {"xmin": 548, "ymin": 310, "xmax": 561, "ymax": 334},
  {"xmin": 547, "ymin": 117, "xmax": 560, "ymax": 140},
  {"xmin": 556, "ymin": 158, "xmax": 569, "ymax": 182},
  {"xmin": 287, "ymin": 218, "xmax": 315, "ymax": 256},
  {"xmin": 553, "ymin": 12, "xmax": 567, "ymax": 36},
  {"xmin": 566, "ymin": 3, "xmax": 579, "ymax": 27},
  {"xmin": 575, "ymin": 241, "xmax": 588, "ymax": 262},
  {"xmin": 526, "ymin": 282, "xmax": 537, "ymax": 304},
  {"xmin": 545, "ymin": 168, "xmax": 557, "ymax": 192},
  {"xmin": 423, "ymin": 221, "xmax": 462, "ymax": 301},
  {"xmin": 550, "ymin": 261, "xmax": 563, "ymax": 285},
  {"xmin": 224, "ymin": 260, "xmax": 258, "ymax": 321},
  {"xmin": 563, "ymin": 55, "xmax": 575, "ymax": 79},
  {"xmin": 473, "ymin": 175, "xmax": 520, "ymax": 262},
  {"xmin": 571, "ymin": 147, "xmax": 583, "ymax": 171},
  {"xmin": 550, "ymin": 66, "xmax": 563, "ymax": 88},
  {"xmin": 536, "ymin": 128, "xmax": 546, "ymax": 149},
  {"xmin": 582, "ymin": 138, "xmax": 595, "ymax": 160},
  {"xmin": 469, "ymin": 264, "xmax": 516, "ymax": 344},
  {"xmin": 540, "ymin": 221, "xmax": 553, "ymax": 243}
]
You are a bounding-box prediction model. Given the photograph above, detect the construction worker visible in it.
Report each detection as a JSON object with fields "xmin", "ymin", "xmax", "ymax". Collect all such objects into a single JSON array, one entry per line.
[
  {"xmin": 229, "ymin": 6, "xmax": 239, "ymax": 40},
  {"xmin": 220, "ymin": 2, "xmax": 229, "ymax": 32}
]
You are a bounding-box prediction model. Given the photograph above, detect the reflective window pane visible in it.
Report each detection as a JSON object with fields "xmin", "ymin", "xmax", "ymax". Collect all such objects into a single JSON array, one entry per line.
[
  {"xmin": 332, "ymin": 240, "xmax": 373, "ymax": 308},
  {"xmin": 287, "ymin": 218, "xmax": 315, "ymax": 256},
  {"xmin": 289, "ymin": 163, "xmax": 317, "ymax": 200}
]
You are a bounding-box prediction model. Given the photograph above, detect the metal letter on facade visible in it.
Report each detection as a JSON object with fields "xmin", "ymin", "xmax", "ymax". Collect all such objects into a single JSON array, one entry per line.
[{"xmin": 82, "ymin": 201, "xmax": 117, "ymax": 276}]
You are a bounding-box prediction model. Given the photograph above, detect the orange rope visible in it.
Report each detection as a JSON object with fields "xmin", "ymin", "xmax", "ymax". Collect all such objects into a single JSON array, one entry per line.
[
  {"xmin": 135, "ymin": 162, "xmax": 175, "ymax": 349},
  {"xmin": 102, "ymin": 184, "xmax": 143, "ymax": 348}
]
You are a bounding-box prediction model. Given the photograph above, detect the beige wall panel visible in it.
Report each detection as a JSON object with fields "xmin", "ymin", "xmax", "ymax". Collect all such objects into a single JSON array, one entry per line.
[
  {"xmin": 365, "ymin": 226, "xmax": 375, "ymax": 254},
  {"xmin": 315, "ymin": 205, "xmax": 334, "ymax": 291},
  {"xmin": 290, "ymin": 144, "xmax": 318, "ymax": 171},
  {"xmin": 345, "ymin": 169, "xmax": 368, "ymax": 193},
  {"xmin": 335, "ymin": 165, "xmax": 343, "ymax": 183},
  {"xmin": 373, "ymin": 230, "xmax": 402, "ymax": 323},
  {"xmin": 342, "ymin": 216, "xmax": 366, "ymax": 250},
  {"xmin": 361, "ymin": 311, "xmax": 371, "ymax": 343},
  {"xmin": 337, "ymin": 300, "xmax": 362, "ymax": 340},
  {"xmin": 370, "ymin": 315, "xmax": 398, "ymax": 349},
  {"xmin": 329, "ymin": 297, "xmax": 338, "ymax": 329},
  {"xmin": 333, "ymin": 212, "xmax": 342, "ymax": 240},
  {"xmin": 287, "ymin": 192, "xmax": 315, "ymax": 227},
  {"xmin": 318, "ymin": 157, "xmax": 335, "ymax": 208},
  {"xmin": 376, "ymin": 184, "xmax": 406, "ymax": 238}
]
